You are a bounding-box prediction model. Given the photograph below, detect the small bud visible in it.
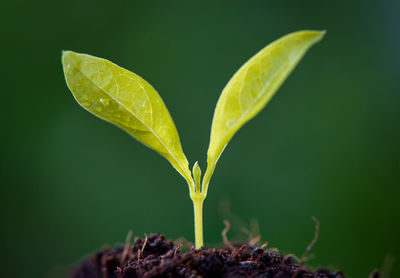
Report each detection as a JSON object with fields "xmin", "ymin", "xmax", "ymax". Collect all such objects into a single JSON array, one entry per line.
[{"xmin": 192, "ymin": 161, "xmax": 202, "ymax": 193}]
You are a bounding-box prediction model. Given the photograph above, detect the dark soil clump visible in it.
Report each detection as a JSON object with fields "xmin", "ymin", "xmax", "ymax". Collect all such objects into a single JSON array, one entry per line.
[{"xmin": 72, "ymin": 234, "xmax": 377, "ymax": 278}]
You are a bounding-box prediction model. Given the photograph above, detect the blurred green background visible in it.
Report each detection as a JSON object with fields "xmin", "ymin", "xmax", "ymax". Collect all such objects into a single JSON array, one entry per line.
[{"xmin": 1, "ymin": 0, "xmax": 399, "ymax": 277}]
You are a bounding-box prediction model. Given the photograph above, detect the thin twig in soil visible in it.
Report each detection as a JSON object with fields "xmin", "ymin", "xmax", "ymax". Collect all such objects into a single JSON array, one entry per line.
[
  {"xmin": 121, "ymin": 230, "xmax": 133, "ymax": 263},
  {"xmin": 138, "ymin": 233, "xmax": 148, "ymax": 260},
  {"xmin": 299, "ymin": 216, "xmax": 320, "ymax": 266},
  {"xmin": 249, "ymin": 235, "xmax": 261, "ymax": 246},
  {"xmin": 174, "ymin": 237, "xmax": 193, "ymax": 250},
  {"xmin": 174, "ymin": 245, "xmax": 181, "ymax": 257},
  {"xmin": 260, "ymin": 242, "xmax": 268, "ymax": 249},
  {"xmin": 231, "ymin": 244, "xmax": 246, "ymax": 258},
  {"xmin": 241, "ymin": 224, "xmax": 261, "ymax": 246}
]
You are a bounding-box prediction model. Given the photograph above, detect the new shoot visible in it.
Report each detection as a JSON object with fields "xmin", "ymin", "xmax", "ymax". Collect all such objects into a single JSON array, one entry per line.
[{"xmin": 62, "ymin": 30, "xmax": 325, "ymax": 249}]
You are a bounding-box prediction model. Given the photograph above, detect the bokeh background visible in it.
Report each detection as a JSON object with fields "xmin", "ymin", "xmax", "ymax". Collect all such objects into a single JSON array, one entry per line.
[{"xmin": 1, "ymin": 1, "xmax": 399, "ymax": 277}]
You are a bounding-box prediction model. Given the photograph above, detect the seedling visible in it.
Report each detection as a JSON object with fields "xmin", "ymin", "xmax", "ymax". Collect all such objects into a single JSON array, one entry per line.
[{"xmin": 62, "ymin": 30, "xmax": 325, "ymax": 249}]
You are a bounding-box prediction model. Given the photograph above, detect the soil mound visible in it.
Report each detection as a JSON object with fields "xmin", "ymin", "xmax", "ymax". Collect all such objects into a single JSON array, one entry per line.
[{"xmin": 72, "ymin": 233, "xmax": 378, "ymax": 278}]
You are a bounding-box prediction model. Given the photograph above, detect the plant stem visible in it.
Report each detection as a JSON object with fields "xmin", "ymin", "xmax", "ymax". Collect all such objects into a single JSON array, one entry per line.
[{"xmin": 191, "ymin": 193, "xmax": 205, "ymax": 249}]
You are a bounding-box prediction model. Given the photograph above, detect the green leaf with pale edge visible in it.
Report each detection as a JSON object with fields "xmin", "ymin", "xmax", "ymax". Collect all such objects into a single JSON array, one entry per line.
[
  {"xmin": 202, "ymin": 30, "xmax": 325, "ymax": 193},
  {"xmin": 62, "ymin": 51, "xmax": 194, "ymax": 190}
]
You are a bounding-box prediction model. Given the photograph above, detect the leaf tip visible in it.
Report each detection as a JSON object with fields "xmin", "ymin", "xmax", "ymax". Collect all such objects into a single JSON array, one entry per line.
[
  {"xmin": 316, "ymin": 29, "xmax": 327, "ymax": 41},
  {"xmin": 61, "ymin": 50, "xmax": 74, "ymax": 66},
  {"xmin": 61, "ymin": 49, "xmax": 72, "ymax": 57},
  {"xmin": 294, "ymin": 30, "xmax": 326, "ymax": 44},
  {"xmin": 308, "ymin": 30, "xmax": 326, "ymax": 43}
]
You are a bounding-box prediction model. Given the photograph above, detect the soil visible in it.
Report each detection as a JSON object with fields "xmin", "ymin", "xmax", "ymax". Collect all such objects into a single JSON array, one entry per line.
[{"xmin": 71, "ymin": 233, "xmax": 379, "ymax": 278}]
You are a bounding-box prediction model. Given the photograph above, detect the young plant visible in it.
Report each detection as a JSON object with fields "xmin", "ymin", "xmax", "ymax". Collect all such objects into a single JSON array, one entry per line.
[{"xmin": 62, "ymin": 30, "xmax": 325, "ymax": 249}]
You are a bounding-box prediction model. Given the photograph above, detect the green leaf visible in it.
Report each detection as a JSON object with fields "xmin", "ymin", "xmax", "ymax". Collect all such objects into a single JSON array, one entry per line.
[
  {"xmin": 62, "ymin": 51, "xmax": 194, "ymax": 190},
  {"xmin": 202, "ymin": 30, "xmax": 325, "ymax": 193}
]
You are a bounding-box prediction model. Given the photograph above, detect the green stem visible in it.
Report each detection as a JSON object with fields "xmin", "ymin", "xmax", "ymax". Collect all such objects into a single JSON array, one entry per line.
[{"xmin": 191, "ymin": 193, "xmax": 205, "ymax": 249}]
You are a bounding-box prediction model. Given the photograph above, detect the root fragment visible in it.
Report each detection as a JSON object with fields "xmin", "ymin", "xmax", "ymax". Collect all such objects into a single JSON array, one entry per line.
[
  {"xmin": 174, "ymin": 245, "xmax": 181, "ymax": 257},
  {"xmin": 174, "ymin": 237, "xmax": 193, "ymax": 250},
  {"xmin": 231, "ymin": 244, "xmax": 246, "ymax": 258},
  {"xmin": 249, "ymin": 235, "xmax": 261, "ymax": 246},
  {"xmin": 241, "ymin": 219, "xmax": 261, "ymax": 246},
  {"xmin": 121, "ymin": 230, "xmax": 133, "ymax": 263},
  {"xmin": 137, "ymin": 233, "xmax": 148, "ymax": 261},
  {"xmin": 139, "ymin": 233, "xmax": 148, "ymax": 259},
  {"xmin": 260, "ymin": 242, "xmax": 268, "ymax": 249},
  {"xmin": 221, "ymin": 220, "xmax": 235, "ymax": 250},
  {"xmin": 299, "ymin": 216, "xmax": 320, "ymax": 266}
]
